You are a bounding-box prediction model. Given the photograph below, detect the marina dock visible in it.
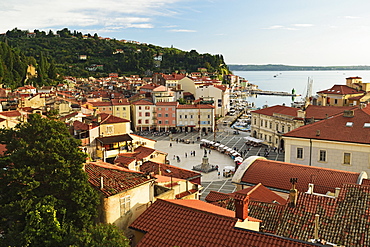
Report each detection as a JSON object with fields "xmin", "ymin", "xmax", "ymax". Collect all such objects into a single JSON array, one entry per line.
[{"xmin": 249, "ymin": 90, "xmax": 300, "ymax": 97}]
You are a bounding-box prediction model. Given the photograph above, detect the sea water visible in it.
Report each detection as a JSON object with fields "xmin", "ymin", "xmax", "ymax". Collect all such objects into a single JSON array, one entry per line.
[{"xmin": 233, "ymin": 70, "xmax": 370, "ymax": 108}]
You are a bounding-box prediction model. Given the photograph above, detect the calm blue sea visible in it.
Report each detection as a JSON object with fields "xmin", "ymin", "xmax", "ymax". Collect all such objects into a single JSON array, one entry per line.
[{"xmin": 233, "ymin": 70, "xmax": 370, "ymax": 108}]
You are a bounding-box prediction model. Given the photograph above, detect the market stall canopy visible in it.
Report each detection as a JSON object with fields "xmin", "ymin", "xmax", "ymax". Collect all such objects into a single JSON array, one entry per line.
[
  {"xmin": 235, "ymin": 157, "xmax": 243, "ymax": 162},
  {"xmin": 209, "ymin": 141, "xmax": 215, "ymax": 145},
  {"xmin": 223, "ymin": 146, "xmax": 229, "ymax": 150},
  {"xmin": 244, "ymin": 136, "xmax": 264, "ymax": 143},
  {"xmin": 214, "ymin": 143, "xmax": 220, "ymax": 147},
  {"xmin": 201, "ymin": 139, "xmax": 210, "ymax": 143},
  {"xmin": 219, "ymin": 145, "xmax": 225, "ymax": 148},
  {"xmin": 224, "ymin": 166, "xmax": 235, "ymax": 171}
]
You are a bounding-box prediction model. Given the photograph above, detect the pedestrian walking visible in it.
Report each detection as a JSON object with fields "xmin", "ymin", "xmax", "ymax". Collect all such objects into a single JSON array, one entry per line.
[
  {"xmin": 170, "ymin": 143, "xmax": 172, "ymax": 147},
  {"xmin": 193, "ymin": 151, "xmax": 196, "ymax": 156},
  {"xmin": 173, "ymin": 155, "xmax": 175, "ymax": 160},
  {"xmin": 209, "ymin": 149, "xmax": 211, "ymax": 154},
  {"xmin": 185, "ymin": 152, "xmax": 187, "ymax": 158}
]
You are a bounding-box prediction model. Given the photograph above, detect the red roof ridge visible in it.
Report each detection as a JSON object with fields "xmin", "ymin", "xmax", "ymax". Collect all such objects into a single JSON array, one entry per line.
[
  {"xmin": 87, "ymin": 161, "xmax": 143, "ymax": 174},
  {"xmin": 164, "ymin": 199, "xmax": 236, "ymax": 218}
]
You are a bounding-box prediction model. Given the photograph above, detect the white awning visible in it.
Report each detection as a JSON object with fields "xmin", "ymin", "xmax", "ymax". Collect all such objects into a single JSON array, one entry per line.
[
  {"xmin": 235, "ymin": 157, "xmax": 243, "ymax": 162},
  {"xmin": 219, "ymin": 144, "xmax": 225, "ymax": 148},
  {"xmin": 209, "ymin": 141, "xmax": 215, "ymax": 145},
  {"xmin": 214, "ymin": 143, "xmax": 220, "ymax": 146},
  {"xmin": 244, "ymin": 136, "xmax": 264, "ymax": 143},
  {"xmin": 201, "ymin": 139, "xmax": 210, "ymax": 143},
  {"xmin": 223, "ymin": 146, "xmax": 229, "ymax": 150},
  {"xmin": 224, "ymin": 166, "xmax": 235, "ymax": 171},
  {"xmin": 226, "ymin": 148, "xmax": 233, "ymax": 152}
]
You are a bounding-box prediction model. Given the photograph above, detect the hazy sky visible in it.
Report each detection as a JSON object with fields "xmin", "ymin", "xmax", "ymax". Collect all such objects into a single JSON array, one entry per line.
[{"xmin": 2, "ymin": 0, "xmax": 370, "ymax": 66}]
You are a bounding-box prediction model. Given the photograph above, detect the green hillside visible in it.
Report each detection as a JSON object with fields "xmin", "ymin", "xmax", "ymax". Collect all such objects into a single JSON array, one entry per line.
[{"xmin": 0, "ymin": 28, "xmax": 230, "ymax": 88}]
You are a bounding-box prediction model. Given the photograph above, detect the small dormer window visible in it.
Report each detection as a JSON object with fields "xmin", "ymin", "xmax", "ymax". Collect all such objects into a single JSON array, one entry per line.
[
  {"xmin": 346, "ymin": 122, "xmax": 353, "ymax": 127},
  {"xmin": 364, "ymin": 123, "xmax": 370, "ymax": 128}
]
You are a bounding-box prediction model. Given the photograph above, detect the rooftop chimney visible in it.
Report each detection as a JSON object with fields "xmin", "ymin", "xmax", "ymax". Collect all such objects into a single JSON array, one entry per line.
[
  {"xmin": 234, "ymin": 193, "xmax": 249, "ymax": 220},
  {"xmin": 316, "ymin": 130, "xmax": 320, "ymax": 136},
  {"xmin": 288, "ymin": 178, "xmax": 298, "ymax": 208},
  {"xmin": 334, "ymin": 187, "xmax": 341, "ymax": 198},
  {"xmin": 343, "ymin": 110, "xmax": 354, "ymax": 117},
  {"xmin": 100, "ymin": 176, "xmax": 104, "ymax": 189},
  {"xmin": 314, "ymin": 214, "xmax": 320, "ymax": 240}
]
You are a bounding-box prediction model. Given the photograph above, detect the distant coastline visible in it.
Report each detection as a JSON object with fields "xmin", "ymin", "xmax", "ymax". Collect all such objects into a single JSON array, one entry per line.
[{"xmin": 228, "ymin": 64, "xmax": 370, "ymax": 71}]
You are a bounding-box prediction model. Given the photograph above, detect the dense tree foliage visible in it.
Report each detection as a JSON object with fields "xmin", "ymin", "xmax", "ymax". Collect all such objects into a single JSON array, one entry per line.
[
  {"xmin": 0, "ymin": 114, "xmax": 128, "ymax": 246},
  {"xmin": 0, "ymin": 41, "xmax": 33, "ymax": 88},
  {"xmin": 1, "ymin": 28, "xmax": 230, "ymax": 80}
]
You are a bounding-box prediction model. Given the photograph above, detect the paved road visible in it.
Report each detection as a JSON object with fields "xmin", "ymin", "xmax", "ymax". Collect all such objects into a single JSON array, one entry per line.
[
  {"xmin": 141, "ymin": 116, "xmax": 285, "ymax": 200},
  {"xmin": 139, "ymin": 127, "xmax": 285, "ymax": 162},
  {"xmin": 200, "ymin": 179, "xmax": 235, "ymax": 201}
]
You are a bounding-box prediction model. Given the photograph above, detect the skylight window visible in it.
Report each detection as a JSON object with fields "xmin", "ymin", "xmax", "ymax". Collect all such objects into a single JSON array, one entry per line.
[
  {"xmin": 364, "ymin": 123, "xmax": 370, "ymax": 128},
  {"xmin": 346, "ymin": 122, "xmax": 353, "ymax": 127}
]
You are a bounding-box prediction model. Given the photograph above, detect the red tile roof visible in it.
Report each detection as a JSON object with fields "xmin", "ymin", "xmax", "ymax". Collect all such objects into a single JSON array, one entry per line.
[
  {"xmin": 238, "ymin": 159, "xmax": 361, "ymax": 194},
  {"xmin": 111, "ymin": 98, "xmax": 130, "ymax": 105},
  {"xmin": 284, "ymin": 105, "xmax": 370, "ymax": 144},
  {"xmin": 206, "ymin": 183, "xmax": 286, "ymax": 205},
  {"xmin": 132, "ymin": 99, "xmax": 154, "ymax": 105},
  {"xmin": 175, "ymin": 189, "xmax": 198, "ymax": 199},
  {"xmin": 85, "ymin": 162, "xmax": 152, "ymax": 197},
  {"xmin": 98, "ymin": 113, "xmax": 130, "ymax": 124},
  {"xmin": 73, "ymin": 120, "xmax": 90, "ymax": 131},
  {"xmin": 114, "ymin": 155, "xmax": 136, "ymax": 167},
  {"xmin": 140, "ymin": 161, "xmax": 201, "ymax": 181},
  {"xmin": 129, "ymin": 199, "xmax": 317, "ymax": 247},
  {"xmin": 317, "ymin": 84, "xmax": 365, "ymax": 95},
  {"xmin": 133, "ymin": 146, "xmax": 156, "ymax": 160},
  {"xmin": 247, "ymin": 183, "xmax": 370, "ymax": 246},
  {"xmin": 252, "ymin": 105, "xmax": 301, "ymax": 118},
  {"xmin": 213, "ymin": 84, "xmax": 227, "ymax": 91},
  {"xmin": 304, "ymin": 105, "xmax": 358, "ymax": 120},
  {"xmin": 140, "ymin": 84, "xmax": 158, "ymax": 90},
  {"xmin": 0, "ymin": 110, "xmax": 21, "ymax": 118},
  {"xmin": 162, "ymin": 74, "xmax": 185, "ymax": 80},
  {"xmin": 89, "ymin": 101, "xmax": 112, "ymax": 107}
]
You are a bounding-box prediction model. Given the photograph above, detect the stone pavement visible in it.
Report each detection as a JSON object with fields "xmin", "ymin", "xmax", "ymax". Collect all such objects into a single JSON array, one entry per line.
[{"xmin": 154, "ymin": 140, "xmax": 236, "ymax": 182}]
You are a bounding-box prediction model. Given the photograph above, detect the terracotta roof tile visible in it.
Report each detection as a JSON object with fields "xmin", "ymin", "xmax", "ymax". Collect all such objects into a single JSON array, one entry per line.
[
  {"xmin": 140, "ymin": 160, "xmax": 201, "ymax": 181},
  {"xmin": 0, "ymin": 110, "xmax": 21, "ymax": 118},
  {"xmin": 73, "ymin": 120, "xmax": 90, "ymax": 131},
  {"xmin": 317, "ymin": 84, "xmax": 365, "ymax": 95},
  {"xmin": 114, "ymin": 155, "xmax": 136, "ymax": 167},
  {"xmin": 206, "ymin": 183, "xmax": 286, "ymax": 205},
  {"xmin": 98, "ymin": 113, "xmax": 130, "ymax": 124},
  {"xmin": 304, "ymin": 105, "xmax": 358, "ymax": 120},
  {"xmin": 129, "ymin": 199, "xmax": 317, "ymax": 247},
  {"xmin": 247, "ymin": 183, "xmax": 370, "ymax": 246},
  {"xmin": 85, "ymin": 162, "xmax": 152, "ymax": 197},
  {"xmin": 132, "ymin": 99, "xmax": 154, "ymax": 105},
  {"xmin": 239, "ymin": 159, "xmax": 360, "ymax": 194},
  {"xmin": 134, "ymin": 146, "xmax": 156, "ymax": 160},
  {"xmin": 252, "ymin": 105, "xmax": 300, "ymax": 118},
  {"xmin": 284, "ymin": 105, "xmax": 370, "ymax": 144}
]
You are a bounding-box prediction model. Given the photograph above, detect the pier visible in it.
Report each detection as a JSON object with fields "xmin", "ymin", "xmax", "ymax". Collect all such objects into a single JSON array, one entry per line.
[{"xmin": 249, "ymin": 90, "xmax": 300, "ymax": 97}]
